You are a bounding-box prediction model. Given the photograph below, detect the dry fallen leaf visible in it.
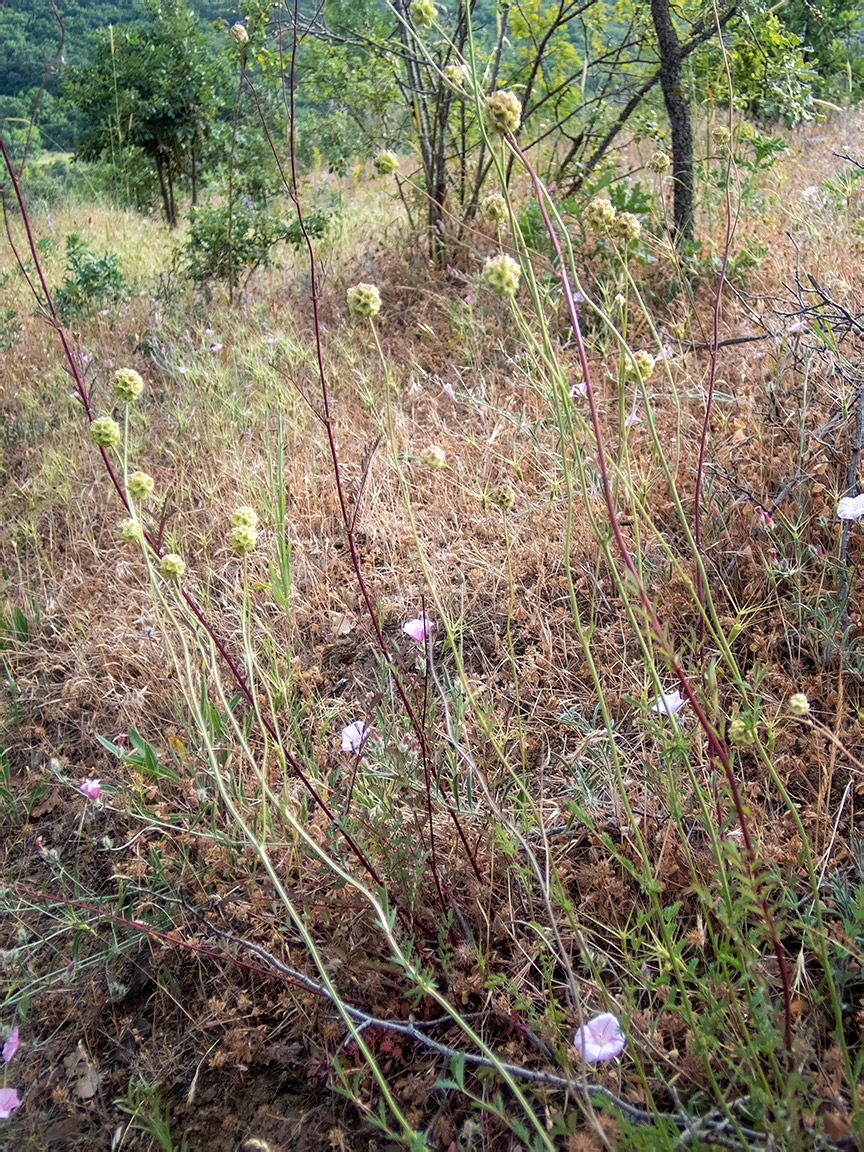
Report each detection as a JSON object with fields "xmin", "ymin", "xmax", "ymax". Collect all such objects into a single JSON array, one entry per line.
[{"xmin": 63, "ymin": 1044, "xmax": 100, "ymax": 1100}]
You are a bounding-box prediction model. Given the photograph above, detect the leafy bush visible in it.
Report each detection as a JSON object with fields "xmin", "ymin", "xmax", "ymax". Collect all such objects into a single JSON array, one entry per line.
[
  {"xmin": 53, "ymin": 233, "xmax": 129, "ymax": 321},
  {"xmin": 178, "ymin": 199, "xmax": 336, "ymax": 288}
]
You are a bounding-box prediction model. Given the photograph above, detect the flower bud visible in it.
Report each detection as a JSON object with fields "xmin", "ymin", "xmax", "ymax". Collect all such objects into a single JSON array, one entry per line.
[
  {"xmin": 444, "ymin": 62, "xmax": 469, "ymax": 88},
  {"xmin": 90, "ymin": 416, "xmax": 121, "ymax": 448},
  {"xmin": 347, "ymin": 283, "xmax": 382, "ymax": 318},
  {"xmin": 484, "ymin": 90, "xmax": 521, "ymax": 136},
  {"xmin": 481, "ymin": 252, "xmax": 520, "ymax": 297},
  {"xmin": 490, "ymin": 487, "xmax": 516, "ymax": 512},
  {"xmin": 127, "ymin": 471, "xmax": 155, "ymax": 500},
  {"xmin": 229, "ymin": 523, "xmax": 257, "ymax": 554},
  {"xmin": 628, "ymin": 350, "xmax": 655, "ymax": 380},
  {"xmin": 480, "ymin": 192, "xmax": 508, "ymax": 225},
  {"xmin": 159, "ymin": 553, "xmax": 186, "ymax": 582},
  {"xmin": 119, "ymin": 518, "xmax": 143, "ymax": 542},
  {"xmin": 584, "ymin": 197, "xmax": 617, "ymax": 233},
  {"xmin": 421, "ymin": 446, "xmax": 447, "ymax": 470},
  {"xmin": 649, "ymin": 151, "xmax": 670, "ymax": 174},
  {"xmin": 611, "ymin": 211, "xmax": 641, "ymax": 244},
  {"xmin": 789, "ymin": 693, "xmax": 810, "ymax": 717},
  {"xmin": 230, "ymin": 506, "xmax": 259, "ymax": 530},
  {"xmin": 728, "ymin": 715, "xmax": 758, "ymax": 747},
  {"xmin": 112, "ymin": 368, "xmax": 145, "ymax": 403},
  {"xmin": 231, "ymin": 22, "xmax": 248, "ymax": 43},
  {"xmin": 373, "ymin": 150, "xmax": 399, "ymax": 175},
  {"xmin": 410, "ymin": 0, "xmax": 436, "ymax": 27}
]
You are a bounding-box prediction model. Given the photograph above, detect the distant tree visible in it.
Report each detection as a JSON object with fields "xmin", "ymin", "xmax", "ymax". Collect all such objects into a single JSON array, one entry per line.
[{"xmin": 65, "ymin": 1, "xmax": 227, "ymax": 225}]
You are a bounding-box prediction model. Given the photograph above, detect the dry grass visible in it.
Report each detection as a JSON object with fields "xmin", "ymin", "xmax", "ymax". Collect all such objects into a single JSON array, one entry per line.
[{"xmin": 1, "ymin": 110, "xmax": 864, "ymax": 1150}]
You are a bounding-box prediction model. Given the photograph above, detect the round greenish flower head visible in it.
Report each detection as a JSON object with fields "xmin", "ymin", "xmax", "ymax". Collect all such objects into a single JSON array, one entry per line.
[
  {"xmin": 611, "ymin": 211, "xmax": 641, "ymax": 244},
  {"xmin": 789, "ymin": 693, "xmax": 810, "ymax": 717},
  {"xmin": 410, "ymin": 0, "xmax": 436, "ymax": 27},
  {"xmin": 649, "ymin": 150, "xmax": 670, "ymax": 174},
  {"xmin": 119, "ymin": 518, "xmax": 143, "ymax": 542},
  {"xmin": 444, "ymin": 62, "xmax": 469, "ymax": 88},
  {"xmin": 480, "ymin": 192, "xmax": 508, "ymax": 225},
  {"xmin": 628, "ymin": 350, "xmax": 655, "ymax": 380},
  {"xmin": 159, "ymin": 553, "xmax": 186, "ymax": 582},
  {"xmin": 347, "ymin": 283, "xmax": 382, "ymax": 319},
  {"xmin": 490, "ymin": 486, "xmax": 516, "ymax": 512},
  {"xmin": 421, "ymin": 445, "xmax": 447, "ymax": 470},
  {"xmin": 90, "ymin": 416, "xmax": 121, "ymax": 449},
  {"xmin": 484, "ymin": 90, "xmax": 521, "ymax": 136},
  {"xmin": 230, "ymin": 506, "xmax": 259, "ymax": 530},
  {"xmin": 231, "ymin": 22, "xmax": 248, "ymax": 43},
  {"xmin": 584, "ymin": 197, "xmax": 616, "ymax": 233},
  {"xmin": 481, "ymin": 252, "xmax": 520, "ymax": 298},
  {"xmin": 127, "ymin": 471, "xmax": 155, "ymax": 500},
  {"xmin": 229, "ymin": 523, "xmax": 257, "ymax": 555},
  {"xmin": 713, "ymin": 125, "xmax": 732, "ymax": 151},
  {"xmin": 373, "ymin": 150, "xmax": 399, "ymax": 176},
  {"xmin": 728, "ymin": 715, "xmax": 758, "ymax": 747},
  {"xmin": 112, "ymin": 368, "xmax": 145, "ymax": 403}
]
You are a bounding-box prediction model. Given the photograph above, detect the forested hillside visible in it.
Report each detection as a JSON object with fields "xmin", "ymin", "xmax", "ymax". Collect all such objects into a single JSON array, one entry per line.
[{"xmin": 0, "ymin": 0, "xmax": 224, "ymax": 146}]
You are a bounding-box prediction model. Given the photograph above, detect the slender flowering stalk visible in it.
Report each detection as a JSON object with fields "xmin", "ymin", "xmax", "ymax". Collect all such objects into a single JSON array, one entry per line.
[
  {"xmin": 505, "ymin": 133, "xmax": 795, "ymax": 1061},
  {"xmin": 240, "ymin": 4, "xmax": 485, "ymax": 913},
  {"xmin": 0, "ymin": 131, "xmax": 422, "ymax": 942}
]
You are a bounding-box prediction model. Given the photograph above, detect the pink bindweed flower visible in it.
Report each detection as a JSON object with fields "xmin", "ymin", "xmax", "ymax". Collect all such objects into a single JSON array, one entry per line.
[
  {"xmin": 0, "ymin": 1087, "xmax": 20, "ymax": 1120},
  {"xmin": 650, "ymin": 690, "xmax": 686, "ymax": 716},
  {"xmin": 837, "ymin": 493, "xmax": 864, "ymax": 520},
  {"xmin": 79, "ymin": 779, "xmax": 101, "ymax": 800},
  {"xmin": 2, "ymin": 1027, "xmax": 19, "ymax": 1063},
  {"xmin": 402, "ymin": 616, "xmax": 433, "ymax": 643},
  {"xmin": 624, "ymin": 409, "xmax": 641, "ymax": 428},
  {"xmin": 340, "ymin": 721, "xmax": 368, "ymax": 753},
  {"xmin": 569, "ymin": 381, "xmax": 587, "ymax": 399},
  {"xmin": 573, "ymin": 1013, "xmax": 625, "ymax": 1062},
  {"xmin": 210, "ymin": 343, "xmax": 223, "ymax": 353}
]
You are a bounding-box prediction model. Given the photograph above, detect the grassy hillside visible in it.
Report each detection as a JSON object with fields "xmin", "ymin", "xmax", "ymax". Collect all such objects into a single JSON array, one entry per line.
[{"xmin": 0, "ymin": 106, "xmax": 863, "ymax": 1150}]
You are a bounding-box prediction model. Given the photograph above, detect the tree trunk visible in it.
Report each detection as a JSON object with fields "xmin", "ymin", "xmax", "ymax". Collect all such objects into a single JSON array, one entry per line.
[
  {"xmin": 651, "ymin": 0, "xmax": 694, "ymax": 243},
  {"xmin": 154, "ymin": 151, "xmax": 175, "ymax": 228},
  {"xmin": 166, "ymin": 157, "xmax": 176, "ymax": 228}
]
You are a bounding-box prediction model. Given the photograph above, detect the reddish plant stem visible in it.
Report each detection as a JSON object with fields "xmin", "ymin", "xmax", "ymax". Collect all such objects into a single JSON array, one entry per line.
[
  {"xmin": 694, "ymin": 143, "xmax": 737, "ymax": 645},
  {"xmin": 245, "ymin": 2, "xmax": 485, "ymax": 910},
  {"xmin": 508, "ymin": 136, "xmax": 794, "ymax": 1062},
  {"xmin": 0, "ymin": 137, "xmax": 423, "ymax": 942}
]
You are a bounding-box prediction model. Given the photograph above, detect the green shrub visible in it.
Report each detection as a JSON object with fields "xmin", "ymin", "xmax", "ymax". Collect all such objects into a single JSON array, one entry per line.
[
  {"xmin": 53, "ymin": 233, "xmax": 130, "ymax": 321},
  {"xmin": 178, "ymin": 199, "xmax": 336, "ymax": 289}
]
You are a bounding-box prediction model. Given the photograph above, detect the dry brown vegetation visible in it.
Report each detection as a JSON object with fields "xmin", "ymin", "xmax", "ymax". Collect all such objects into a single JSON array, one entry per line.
[{"xmin": 1, "ymin": 111, "xmax": 864, "ymax": 1151}]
